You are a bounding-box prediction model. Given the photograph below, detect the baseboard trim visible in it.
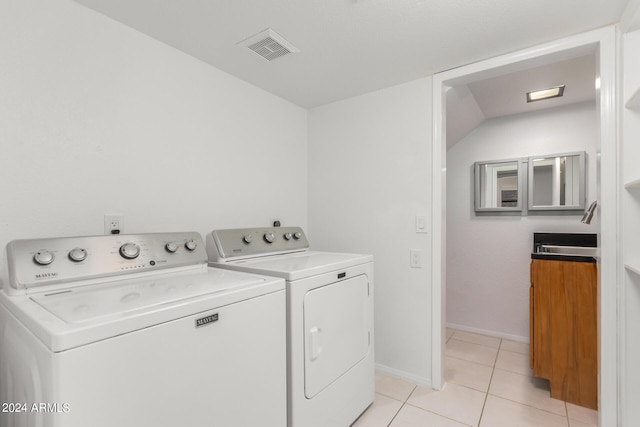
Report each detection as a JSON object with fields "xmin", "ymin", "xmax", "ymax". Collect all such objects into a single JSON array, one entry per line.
[
  {"xmin": 446, "ymin": 322, "xmax": 529, "ymax": 344},
  {"xmin": 375, "ymin": 364, "xmax": 432, "ymax": 389}
]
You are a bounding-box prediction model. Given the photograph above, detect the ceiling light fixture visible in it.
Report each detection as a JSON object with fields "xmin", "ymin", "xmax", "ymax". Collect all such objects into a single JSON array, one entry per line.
[{"xmin": 526, "ymin": 85, "xmax": 565, "ymax": 103}]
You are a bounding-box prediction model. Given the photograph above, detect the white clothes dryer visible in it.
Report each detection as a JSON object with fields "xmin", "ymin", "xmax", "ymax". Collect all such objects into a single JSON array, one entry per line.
[
  {"xmin": 0, "ymin": 232, "xmax": 286, "ymax": 427},
  {"xmin": 207, "ymin": 226, "xmax": 374, "ymax": 427}
]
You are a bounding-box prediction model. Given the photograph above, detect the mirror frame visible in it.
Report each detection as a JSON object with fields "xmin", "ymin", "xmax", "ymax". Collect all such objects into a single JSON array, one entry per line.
[
  {"xmin": 474, "ymin": 158, "xmax": 526, "ymax": 213},
  {"xmin": 527, "ymin": 151, "xmax": 586, "ymax": 211}
]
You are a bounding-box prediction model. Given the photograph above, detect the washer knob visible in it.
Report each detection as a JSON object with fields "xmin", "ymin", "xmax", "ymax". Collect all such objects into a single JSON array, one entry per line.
[
  {"xmin": 119, "ymin": 243, "xmax": 140, "ymax": 259},
  {"xmin": 293, "ymin": 232, "xmax": 302, "ymax": 240},
  {"xmin": 264, "ymin": 232, "xmax": 275, "ymax": 243},
  {"xmin": 165, "ymin": 242, "xmax": 179, "ymax": 253},
  {"xmin": 243, "ymin": 234, "xmax": 253, "ymax": 244},
  {"xmin": 68, "ymin": 248, "xmax": 87, "ymax": 262},
  {"xmin": 283, "ymin": 232, "xmax": 292, "ymax": 240},
  {"xmin": 185, "ymin": 239, "xmax": 197, "ymax": 251},
  {"xmin": 34, "ymin": 250, "xmax": 55, "ymax": 265}
]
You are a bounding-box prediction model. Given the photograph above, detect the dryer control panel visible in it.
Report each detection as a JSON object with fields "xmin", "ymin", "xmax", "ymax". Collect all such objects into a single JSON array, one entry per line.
[
  {"xmin": 208, "ymin": 226, "xmax": 309, "ymax": 261},
  {"xmin": 6, "ymin": 232, "xmax": 207, "ymax": 293}
]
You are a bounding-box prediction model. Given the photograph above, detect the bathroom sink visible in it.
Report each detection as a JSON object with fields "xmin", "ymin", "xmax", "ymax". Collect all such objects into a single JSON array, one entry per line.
[
  {"xmin": 532, "ymin": 233, "xmax": 598, "ymax": 263},
  {"xmin": 536, "ymin": 245, "xmax": 599, "ymax": 257}
]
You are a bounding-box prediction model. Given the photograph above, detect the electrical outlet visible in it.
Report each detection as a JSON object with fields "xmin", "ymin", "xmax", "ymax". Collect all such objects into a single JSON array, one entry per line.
[
  {"xmin": 410, "ymin": 249, "xmax": 423, "ymax": 268},
  {"xmin": 104, "ymin": 215, "xmax": 124, "ymax": 235}
]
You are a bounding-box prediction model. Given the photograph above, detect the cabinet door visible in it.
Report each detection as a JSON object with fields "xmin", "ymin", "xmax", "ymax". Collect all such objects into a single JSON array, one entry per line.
[
  {"xmin": 563, "ymin": 261, "xmax": 598, "ymax": 409},
  {"xmin": 530, "ymin": 259, "xmax": 597, "ymax": 409},
  {"xmin": 531, "ymin": 259, "xmax": 562, "ymax": 380}
]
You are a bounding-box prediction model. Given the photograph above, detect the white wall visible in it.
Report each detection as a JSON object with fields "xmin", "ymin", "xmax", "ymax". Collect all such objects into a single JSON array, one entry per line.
[
  {"xmin": 446, "ymin": 101, "xmax": 599, "ymax": 341},
  {"xmin": 308, "ymin": 78, "xmax": 433, "ymax": 385},
  {"xmin": 446, "ymin": 85, "xmax": 485, "ymax": 149},
  {"xmin": 0, "ymin": 0, "xmax": 308, "ymax": 283}
]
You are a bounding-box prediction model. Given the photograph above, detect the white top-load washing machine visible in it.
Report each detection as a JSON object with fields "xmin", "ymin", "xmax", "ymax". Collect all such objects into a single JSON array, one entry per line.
[
  {"xmin": 0, "ymin": 232, "xmax": 286, "ymax": 427},
  {"xmin": 206, "ymin": 226, "xmax": 374, "ymax": 427}
]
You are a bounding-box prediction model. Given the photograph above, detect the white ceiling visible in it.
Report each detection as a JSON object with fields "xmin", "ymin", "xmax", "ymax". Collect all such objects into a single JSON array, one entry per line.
[
  {"xmin": 75, "ymin": 0, "xmax": 627, "ymax": 109},
  {"xmin": 468, "ymin": 54, "xmax": 596, "ymax": 119},
  {"xmin": 445, "ymin": 53, "xmax": 597, "ymax": 149}
]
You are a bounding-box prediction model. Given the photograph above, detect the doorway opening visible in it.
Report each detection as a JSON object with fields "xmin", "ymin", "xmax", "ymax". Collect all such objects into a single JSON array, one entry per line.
[{"xmin": 430, "ymin": 26, "xmax": 618, "ymax": 426}]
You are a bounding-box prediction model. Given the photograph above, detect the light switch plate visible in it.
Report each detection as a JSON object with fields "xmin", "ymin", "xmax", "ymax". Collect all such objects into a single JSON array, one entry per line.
[{"xmin": 416, "ymin": 215, "xmax": 428, "ymax": 233}]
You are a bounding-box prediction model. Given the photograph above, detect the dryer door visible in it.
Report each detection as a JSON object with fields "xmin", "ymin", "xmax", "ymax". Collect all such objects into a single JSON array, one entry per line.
[{"xmin": 303, "ymin": 274, "xmax": 370, "ymax": 398}]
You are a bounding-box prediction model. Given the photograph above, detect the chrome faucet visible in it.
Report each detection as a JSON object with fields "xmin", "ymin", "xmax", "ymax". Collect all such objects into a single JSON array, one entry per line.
[{"xmin": 580, "ymin": 201, "xmax": 597, "ymax": 224}]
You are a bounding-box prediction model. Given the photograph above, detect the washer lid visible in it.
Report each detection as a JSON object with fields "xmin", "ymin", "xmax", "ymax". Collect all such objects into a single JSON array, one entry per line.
[
  {"xmin": 227, "ymin": 251, "xmax": 373, "ymax": 281},
  {"xmin": 31, "ymin": 268, "xmax": 265, "ymax": 324},
  {"xmin": 1, "ymin": 267, "xmax": 284, "ymax": 352}
]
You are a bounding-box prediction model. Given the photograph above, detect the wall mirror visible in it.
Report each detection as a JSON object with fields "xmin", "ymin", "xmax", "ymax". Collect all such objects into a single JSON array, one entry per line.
[
  {"xmin": 528, "ymin": 151, "xmax": 585, "ymax": 211},
  {"xmin": 474, "ymin": 158, "xmax": 524, "ymax": 212}
]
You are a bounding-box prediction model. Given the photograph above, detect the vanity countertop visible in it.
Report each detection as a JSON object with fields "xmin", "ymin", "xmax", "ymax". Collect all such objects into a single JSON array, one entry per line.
[
  {"xmin": 531, "ymin": 252, "xmax": 597, "ymax": 263},
  {"xmin": 531, "ymin": 232, "xmax": 598, "ymax": 263}
]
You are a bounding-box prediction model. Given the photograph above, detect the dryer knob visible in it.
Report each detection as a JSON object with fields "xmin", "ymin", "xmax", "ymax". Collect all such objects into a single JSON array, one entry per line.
[
  {"xmin": 68, "ymin": 248, "xmax": 87, "ymax": 262},
  {"xmin": 119, "ymin": 243, "xmax": 140, "ymax": 259},
  {"xmin": 264, "ymin": 232, "xmax": 276, "ymax": 243},
  {"xmin": 185, "ymin": 239, "xmax": 197, "ymax": 251},
  {"xmin": 293, "ymin": 232, "xmax": 302, "ymax": 240},
  {"xmin": 243, "ymin": 234, "xmax": 253, "ymax": 244},
  {"xmin": 283, "ymin": 232, "xmax": 292, "ymax": 241},
  {"xmin": 34, "ymin": 250, "xmax": 55, "ymax": 265},
  {"xmin": 165, "ymin": 242, "xmax": 179, "ymax": 253}
]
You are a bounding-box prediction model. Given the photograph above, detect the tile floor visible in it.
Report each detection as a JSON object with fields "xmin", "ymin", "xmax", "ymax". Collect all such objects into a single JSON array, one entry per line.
[{"xmin": 353, "ymin": 329, "xmax": 598, "ymax": 427}]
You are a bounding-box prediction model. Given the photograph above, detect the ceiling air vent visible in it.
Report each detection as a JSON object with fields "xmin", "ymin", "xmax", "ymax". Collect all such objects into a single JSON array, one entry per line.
[{"xmin": 238, "ymin": 28, "xmax": 299, "ymax": 62}]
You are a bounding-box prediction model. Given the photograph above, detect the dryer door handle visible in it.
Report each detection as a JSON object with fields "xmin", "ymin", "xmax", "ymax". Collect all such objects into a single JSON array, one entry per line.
[{"xmin": 309, "ymin": 326, "xmax": 322, "ymax": 361}]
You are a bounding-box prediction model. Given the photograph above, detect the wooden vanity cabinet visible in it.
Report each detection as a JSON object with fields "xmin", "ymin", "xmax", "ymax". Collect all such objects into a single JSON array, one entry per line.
[{"xmin": 530, "ymin": 259, "xmax": 598, "ymax": 410}]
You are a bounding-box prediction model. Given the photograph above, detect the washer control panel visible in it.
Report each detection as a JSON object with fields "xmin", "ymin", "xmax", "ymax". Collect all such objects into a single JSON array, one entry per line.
[
  {"xmin": 207, "ymin": 226, "xmax": 309, "ymax": 261},
  {"xmin": 6, "ymin": 232, "xmax": 207, "ymax": 292}
]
